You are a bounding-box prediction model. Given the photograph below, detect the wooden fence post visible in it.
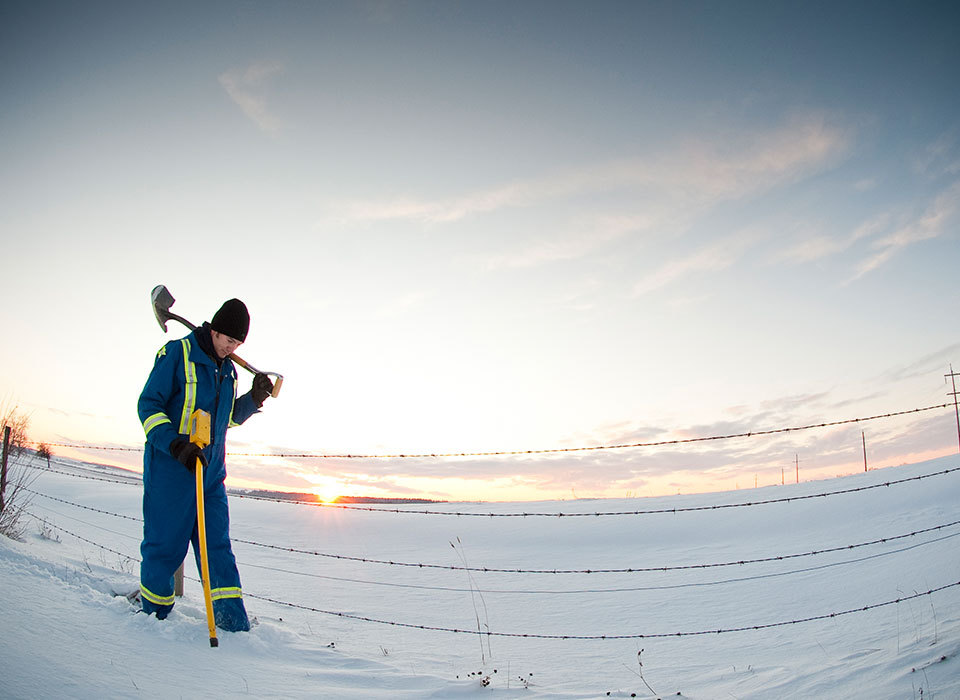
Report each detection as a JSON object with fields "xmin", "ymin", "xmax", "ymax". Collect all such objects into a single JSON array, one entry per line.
[
  {"xmin": 1, "ymin": 425, "xmax": 10, "ymax": 515},
  {"xmin": 175, "ymin": 562, "xmax": 184, "ymax": 597}
]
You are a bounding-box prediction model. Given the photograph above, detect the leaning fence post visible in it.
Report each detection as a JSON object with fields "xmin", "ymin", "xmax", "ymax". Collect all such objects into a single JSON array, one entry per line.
[{"xmin": 1, "ymin": 425, "xmax": 10, "ymax": 515}]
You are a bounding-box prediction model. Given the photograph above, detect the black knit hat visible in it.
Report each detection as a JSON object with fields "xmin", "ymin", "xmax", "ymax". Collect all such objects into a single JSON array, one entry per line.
[{"xmin": 211, "ymin": 299, "xmax": 249, "ymax": 342}]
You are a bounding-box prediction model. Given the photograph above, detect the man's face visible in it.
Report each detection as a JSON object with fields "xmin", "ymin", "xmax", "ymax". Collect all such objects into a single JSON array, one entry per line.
[{"xmin": 211, "ymin": 330, "xmax": 243, "ymax": 360}]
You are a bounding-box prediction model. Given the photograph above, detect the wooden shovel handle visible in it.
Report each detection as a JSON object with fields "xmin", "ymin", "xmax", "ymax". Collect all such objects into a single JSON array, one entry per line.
[{"xmin": 229, "ymin": 353, "xmax": 283, "ymax": 398}]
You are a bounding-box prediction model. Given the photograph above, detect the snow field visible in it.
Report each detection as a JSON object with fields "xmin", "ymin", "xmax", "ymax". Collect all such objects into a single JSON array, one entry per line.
[{"xmin": 2, "ymin": 454, "xmax": 959, "ymax": 698}]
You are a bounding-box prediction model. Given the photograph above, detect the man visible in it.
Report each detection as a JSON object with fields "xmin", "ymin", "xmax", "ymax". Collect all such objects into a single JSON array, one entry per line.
[{"xmin": 137, "ymin": 298, "xmax": 272, "ymax": 632}]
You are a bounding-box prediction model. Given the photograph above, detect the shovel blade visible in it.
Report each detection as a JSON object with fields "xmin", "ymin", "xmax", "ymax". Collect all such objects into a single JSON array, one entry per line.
[{"xmin": 151, "ymin": 284, "xmax": 177, "ymax": 332}]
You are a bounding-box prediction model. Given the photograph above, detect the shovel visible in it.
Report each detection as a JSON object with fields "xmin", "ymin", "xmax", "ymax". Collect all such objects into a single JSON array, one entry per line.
[{"xmin": 151, "ymin": 285, "xmax": 283, "ymax": 397}]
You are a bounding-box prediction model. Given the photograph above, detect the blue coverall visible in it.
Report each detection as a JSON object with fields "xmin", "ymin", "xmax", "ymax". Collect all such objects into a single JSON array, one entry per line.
[{"xmin": 137, "ymin": 327, "xmax": 259, "ymax": 631}]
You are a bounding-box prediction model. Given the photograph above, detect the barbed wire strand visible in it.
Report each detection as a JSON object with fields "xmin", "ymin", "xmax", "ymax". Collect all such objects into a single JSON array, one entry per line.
[
  {"xmin": 30, "ymin": 460, "xmax": 960, "ymax": 517},
  {"xmin": 245, "ymin": 581, "xmax": 960, "ymax": 640},
  {"xmin": 232, "ymin": 517, "xmax": 960, "ymax": 574},
  {"xmin": 32, "ymin": 402, "xmax": 950, "ymax": 459},
  {"xmin": 29, "ymin": 503, "xmax": 141, "ymax": 542},
  {"xmin": 27, "ymin": 507, "xmax": 960, "ymax": 595},
  {"xmin": 24, "ymin": 488, "xmax": 142, "ymax": 522},
  {"xmin": 27, "ymin": 512, "xmax": 960, "ymax": 641},
  {"xmin": 228, "ymin": 464, "xmax": 960, "ymax": 517},
  {"xmin": 38, "ymin": 456, "xmax": 141, "ymax": 480},
  {"xmin": 26, "ymin": 513, "xmax": 138, "ymax": 564},
  {"xmin": 240, "ymin": 530, "xmax": 960, "ymax": 595},
  {"xmin": 25, "ymin": 464, "xmax": 142, "ymax": 487},
  {"xmin": 25, "ymin": 487, "xmax": 960, "ymax": 576}
]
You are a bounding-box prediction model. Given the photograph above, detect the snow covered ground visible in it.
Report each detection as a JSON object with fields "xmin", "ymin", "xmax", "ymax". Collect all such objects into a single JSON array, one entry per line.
[{"xmin": 2, "ymin": 453, "xmax": 959, "ymax": 698}]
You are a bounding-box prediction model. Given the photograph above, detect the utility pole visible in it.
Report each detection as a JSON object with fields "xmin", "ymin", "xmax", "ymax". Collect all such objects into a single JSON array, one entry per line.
[
  {"xmin": 795, "ymin": 454, "xmax": 799, "ymax": 484},
  {"xmin": 862, "ymin": 431, "xmax": 868, "ymax": 472},
  {"xmin": 947, "ymin": 364, "xmax": 960, "ymax": 455}
]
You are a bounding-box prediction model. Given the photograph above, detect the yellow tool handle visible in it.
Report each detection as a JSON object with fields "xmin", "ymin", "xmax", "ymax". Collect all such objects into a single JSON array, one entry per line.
[
  {"xmin": 195, "ymin": 459, "xmax": 218, "ymax": 648},
  {"xmin": 190, "ymin": 410, "xmax": 218, "ymax": 648}
]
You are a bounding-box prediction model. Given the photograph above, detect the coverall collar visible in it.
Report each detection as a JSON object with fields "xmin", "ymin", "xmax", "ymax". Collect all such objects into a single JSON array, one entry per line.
[{"xmin": 194, "ymin": 323, "xmax": 224, "ymax": 367}]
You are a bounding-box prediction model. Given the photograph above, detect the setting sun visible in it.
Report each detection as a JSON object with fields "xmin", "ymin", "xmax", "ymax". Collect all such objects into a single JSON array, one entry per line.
[
  {"xmin": 301, "ymin": 474, "xmax": 345, "ymax": 504},
  {"xmin": 311, "ymin": 486, "xmax": 339, "ymax": 504}
]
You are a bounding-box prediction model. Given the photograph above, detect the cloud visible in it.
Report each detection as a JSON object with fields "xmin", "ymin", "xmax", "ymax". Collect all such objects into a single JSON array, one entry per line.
[
  {"xmin": 486, "ymin": 212, "xmax": 662, "ymax": 269},
  {"xmin": 668, "ymin": 112, "xmax": 849, "ymax": 201},
  {"xmin": 913, "ymin": 129, "xmax": 960, "ymax": 177},
  {"xmin": 333, "ymin": 112, "xmax": 849, "ymax": 228},
  {"xmin": 335, "ymin": 164, "xmax": 642, "ymax": 225},
  {"xmin": 219, "ymin": 61, "xmax": 284, "ymax": 134},
  {"xmin": 631, "ymin": 228, "xmax": 762, "ymax": 296},
  {"xmin": 774, "ymin": 213, "xmax": 889, "ymax": 265},
  {"xmin": 849, "ymin": 180, "xmax": 960, "ymax": 282},
  {"xmin": 327, "ymin": 113, "xmax": 849, "ymax": 285},
  {"xmin": 772, "ymin": 179, "xmax": 960, "ymax": 281},
  {"xmin": 879, "ymin": 341, "xmax": 960, "ymax": 384}
]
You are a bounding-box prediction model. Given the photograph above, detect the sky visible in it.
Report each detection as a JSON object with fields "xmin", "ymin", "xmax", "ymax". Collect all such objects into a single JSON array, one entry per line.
[{"xmin": 1, "ymin": 0, "xmax": 959, "ymax": 502}]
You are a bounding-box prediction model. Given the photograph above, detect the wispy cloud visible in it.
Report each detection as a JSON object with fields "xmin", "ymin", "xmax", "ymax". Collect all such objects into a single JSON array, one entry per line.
[
  {"xmin": 913, "ymin": 129, "xmax": 960, "ymax": 177},
  {"xmin": 631, "ymin": 228, "xmax": 763, "ymax": 296},
  {"xmin": 219, "ymin": 61, "xmax": 284, "ymax": 134},
  {"xmin": 774, "ymin": 213, "xmax": 889, "ymax": 265},
  {"xmin": 333, "ymin": 112, "xmax": 850, "ymax": 228},
  {"xmin": 771, "ymin": 178, "xmax": 960, "ymax": 281},
  {"xmin": 879, "ymin": 341, "xmax": 960, "ymax": 383},
  {"xmin": 486, "ymin": 212, "xmax": 662, "ymax": 269},
  {"xmin": 849, "ymin": 180, "xmax": 960, "ymax": 282},
  {"xmin": 669, "ymin": 112, "xmax": 849, "ymax": 201},
  {"xmin": 854, "ymin": 177, "xmax": 878, "ymax": 192},
  {"xmin": 335, "ymin": 163, "xmax": 644, "ymax": 225}
]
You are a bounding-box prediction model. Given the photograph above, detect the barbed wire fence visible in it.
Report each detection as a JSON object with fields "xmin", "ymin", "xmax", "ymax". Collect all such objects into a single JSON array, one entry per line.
[
  {"xmin": 17, "ymin": 460, "xmax": 960, "ymax": 640},
  {"xmin": 10, "ymin": 395, "xmax": 960, "ymax": 644},
  {"xmin": 20, "ymin": 485, "xmax": 960, "ymax": 640}
]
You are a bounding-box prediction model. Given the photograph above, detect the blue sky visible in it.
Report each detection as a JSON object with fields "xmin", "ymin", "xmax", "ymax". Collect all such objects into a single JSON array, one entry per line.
[{"xmin": 1, "ymin": 1, "xmax": 958, "ymax": 501}]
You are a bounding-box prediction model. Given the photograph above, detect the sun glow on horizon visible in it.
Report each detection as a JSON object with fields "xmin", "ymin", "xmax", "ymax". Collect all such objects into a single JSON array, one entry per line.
[
  {"xmin": 312, "ymin": 486, "xmax": 340, "ymax": 504},
  {"xmin": 297, "ymin": 473, "xmax": 349, "ymax": 504}
]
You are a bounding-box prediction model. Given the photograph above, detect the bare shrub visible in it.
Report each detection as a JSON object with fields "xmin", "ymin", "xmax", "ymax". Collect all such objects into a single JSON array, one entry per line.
[
  {"xmin": 1, "ymin": 402, "xmax": 41, "ymax": 541},
  {"xmin": 35, "ymin": 442, "xmax": 52, "ymax": 465}
]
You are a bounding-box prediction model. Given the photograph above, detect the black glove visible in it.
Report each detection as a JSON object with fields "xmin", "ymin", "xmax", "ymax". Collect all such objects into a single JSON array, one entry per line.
[
  {"xmin": 169, "ymin": 438, "xmax": 207, "ymax": 473},
  {"xmin": 252, "ymin": 373, "xmax": 273, "ymax": 407}
]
